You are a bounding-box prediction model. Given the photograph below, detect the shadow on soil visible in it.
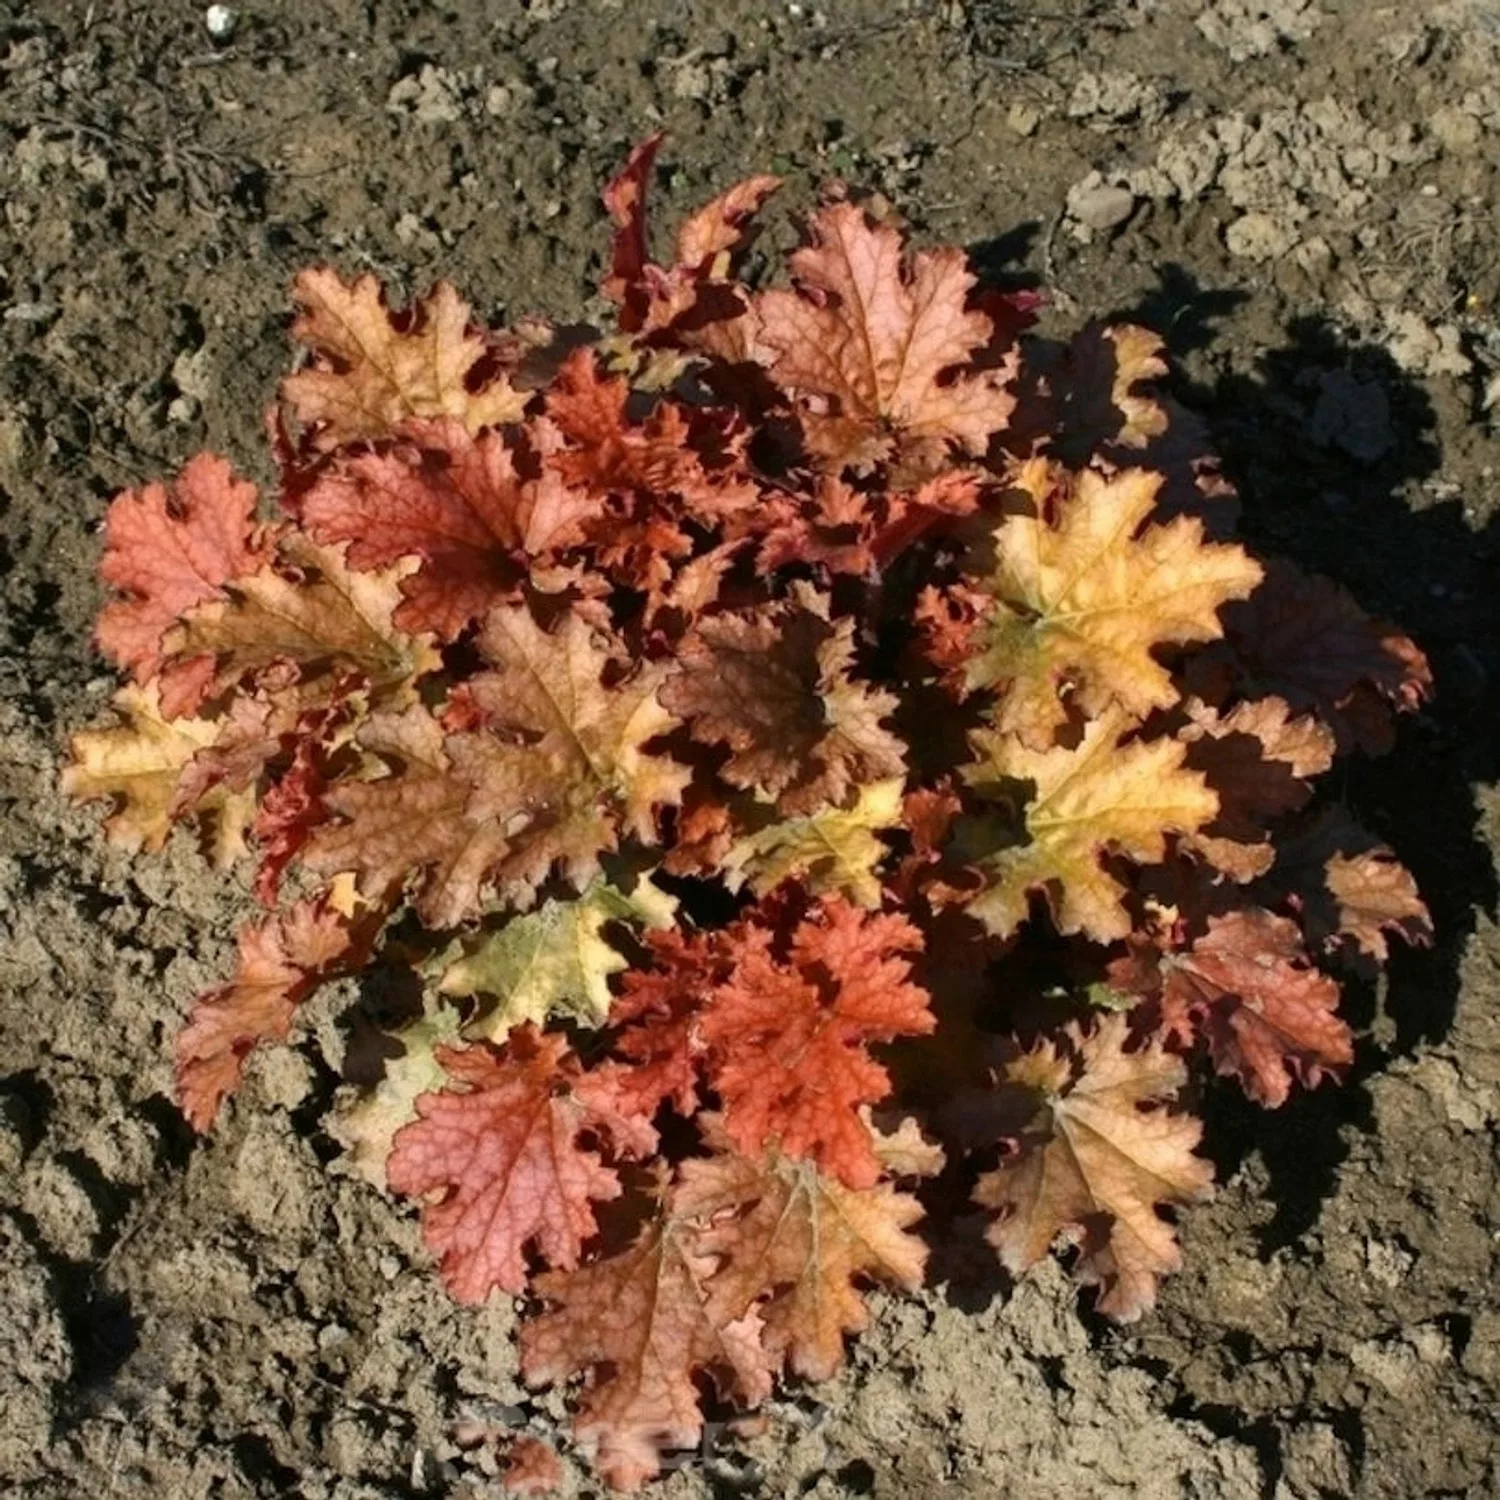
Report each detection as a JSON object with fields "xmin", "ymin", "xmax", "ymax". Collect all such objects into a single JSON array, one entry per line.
[
  {"xmin": 1120, "ymin": 265, "xmax": 1500, "ymax": 1253},
  {"xmin": 933, "ymin": 255, "xmax": 1500, "ymax": 1309}
]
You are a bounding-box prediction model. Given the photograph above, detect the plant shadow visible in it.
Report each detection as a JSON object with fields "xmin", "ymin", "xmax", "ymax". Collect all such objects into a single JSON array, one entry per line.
[{"xmin": 931, "ymin": 254, "xmax": 1499, "ymax": 1313}]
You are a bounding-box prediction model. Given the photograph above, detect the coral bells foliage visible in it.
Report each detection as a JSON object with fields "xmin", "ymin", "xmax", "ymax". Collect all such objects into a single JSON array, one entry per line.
[{"xmin": 65, "ymin": 136, "xmax": 1432, "ymax": 1489}]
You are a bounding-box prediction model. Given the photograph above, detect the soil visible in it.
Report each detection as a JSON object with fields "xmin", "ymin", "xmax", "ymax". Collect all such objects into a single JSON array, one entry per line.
[{"xmin": 2, "ymin": 0, "xmax": 1499, "ymax": 1496}]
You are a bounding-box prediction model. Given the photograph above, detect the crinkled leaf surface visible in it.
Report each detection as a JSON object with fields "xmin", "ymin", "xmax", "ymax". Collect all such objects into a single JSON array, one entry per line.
[
  {"xmin": 756, "ymin": 201, "xmax": 1015, "ymax": 474},
  {"xmin": 958, "ymin": 710, "xmax": 1218, "ymax": 941},
  {"xmin": 282, "ymin": 269, "xmax": 527, "ymax": 447},
  {"xmin": 521, "ymin": 1208, "xmax": 772, "ymax": 1491},
  {"xmin": 700, "ymin": 900, "xmax": 933, "ymax": 1187},
  {"xmin": 387, "ymin": 1027, "xmax": 655, "ymax": 1302},
  {"xmin": 439, "ymin": 879, "xmax": 676, "ymax": 1041},
  {"xmin": 676, "ymin": 1126, "xmax": 932, "ymax": 1380},
  {"xmin": 661, "ymin": 602, "xmax": 905, "ymax": 815},
  {"xmin": 974, "ymin": 1014, "xmax": 1213, "ymax": 1320},
  {"xmin": 175, "ymin": 892, "xmax": 366, "ymax": 1132},
  {"xmin": 722, "ymin": 777, "xmax": 904, "ymax": 908},
  {"xmin": 963, "ymin": 460, "xmax": 1262, "ymax": 746}
]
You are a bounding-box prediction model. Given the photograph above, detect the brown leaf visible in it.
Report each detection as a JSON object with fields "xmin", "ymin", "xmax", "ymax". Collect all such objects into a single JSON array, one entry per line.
[
  {"xmin": 675, "ymin": 1125, "xmax": 931, "ymax": 1381},
  {"xmin": 1117, "ymin": 910, "xmax": 1352, "ymax": 1107},
  {"xmin": 1185, "ymin": 559, "xmax": 1432, "ymax": 754},
  {"xmin": 660, "ymin": 599, "xmax": 906, "ymax": 816},
  {"xmin": 521, "ymin": 1207, "xmax": 773, "ymax": 1490},
  {"xmin": 974, "ymin": 1014, "xmax": 1213, "ymax": 1319},
  {"xmin": 1177, "ymin": 697, "xmax": 1336, "ymax": 880}
]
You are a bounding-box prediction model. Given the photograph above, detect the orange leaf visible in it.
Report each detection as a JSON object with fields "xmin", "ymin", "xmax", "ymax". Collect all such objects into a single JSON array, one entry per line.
[
  {"xmin": 521, "ymin": 1207, "xmax": 772, "ymax": 1490},
  {"xmin": 386, "ymin": 1027, "xmax": 655, "ymax": 1302},
  {"xmin": 95, "ymin": 454, "xmax": 272, "ymax": 717},
  {"xmin": 974, "ymin": 1014, "xmax": 1213, "ymax": 1320},
  {"xmin": 755, "ymin": 201, "xmax": 1015, "ymax": 475},
  {"xmin": 546, "ymin": 350, "xmax": 760, "ymax": 524},
  {"xmin": 175, "ymin": 892, "xmax": 370, "ymax": 1132},
  {"xmin": 700, "ymin": 900, "xmax": 934, "ymax": 1187},
  {"xmin": 675, "ymin": 1123, "xmax": 934, "ymax": 1380},
  {"xmin": 604, "ymin": 927, "xmax": 724, "ymax": 1120},
  {"xmin": 281, "ymin": 269, "xmax": 528, "ymax": 448}
]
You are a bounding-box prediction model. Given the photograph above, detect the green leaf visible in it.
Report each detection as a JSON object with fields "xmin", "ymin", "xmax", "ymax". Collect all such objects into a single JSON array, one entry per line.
[
  {"xmin": 331, "ymin": 1005, "xmax": 465, "ymax": 1189},
  {"xmin": 722, "ymin": 778, "xmax": 903, "ymax": 908},
  {"xmin": 438, "ymin": 879, "xmax": 677, "ymax": 1041}
]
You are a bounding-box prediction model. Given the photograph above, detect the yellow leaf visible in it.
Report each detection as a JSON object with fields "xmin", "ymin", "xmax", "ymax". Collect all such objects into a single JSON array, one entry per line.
[
  {"xmin": 62, "ymin": 683, "xmax": 253, "ymax": 867},
  {"xmin": 965, "ymin": 460, "xmax": 1263, "ymax": 746},
  {"xmin": 281, "ymin": 269, "xmax": 528, "ymax": 448},
  {"xmin": 957, "ymin": 711, "xmax": 1217, "ymax": 941},
  {"xmin": 170, "ymin": 536, "xmax": 440, "ymax": 708},
  {"xmin": 722, "ymin": 778, "xmax": 904, "ymax": 907}
]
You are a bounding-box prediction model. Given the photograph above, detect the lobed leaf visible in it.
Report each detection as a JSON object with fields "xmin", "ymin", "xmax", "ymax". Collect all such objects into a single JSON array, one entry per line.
[
  {"xmin": 282, "ymin": 268, "xmax": 527, "ymax": 447},
  {"xmin": 974, "ymin": 1014, "xmax": 1214, "ymax": 1320}
]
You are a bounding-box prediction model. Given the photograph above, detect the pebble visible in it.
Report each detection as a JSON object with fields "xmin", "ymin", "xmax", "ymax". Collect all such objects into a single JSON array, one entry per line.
[
  {"xmin": 1068, "ymin": 173, "xmax": 1136, "ymax": 233},
  {"xmin": 204, "ymin": 5, "xmax": 236, "ymax": 42}
]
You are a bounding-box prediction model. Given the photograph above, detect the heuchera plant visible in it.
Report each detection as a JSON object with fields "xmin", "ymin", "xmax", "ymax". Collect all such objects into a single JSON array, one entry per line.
[{"xmin": 64, "ymin": 137, "xmax": 1433, "ymax": 1489}]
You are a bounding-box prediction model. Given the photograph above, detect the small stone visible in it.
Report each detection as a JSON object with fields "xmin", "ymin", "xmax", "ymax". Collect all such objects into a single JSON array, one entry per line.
[
  {"xmin": 204, "ymin": 5, "xmax": 236, "ymax": 42},
  {"xmin": 1006, "ymin": 102, "xmax": 1040, "ymax": 137},
  {"xmin": 1067, "ymin": 172, "xmax": 1136, "ymax": 235},
  {"xmin": 1224, "ymin": 211, "xmax": 1296, "ymax": 262},
  {"xmin": 1430, "ymin": 104, "xmax": 1482, "ymax": 156}
]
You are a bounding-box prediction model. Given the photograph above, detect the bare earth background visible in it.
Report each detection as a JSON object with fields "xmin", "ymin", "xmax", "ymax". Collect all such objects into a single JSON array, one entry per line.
[{"xmin": 2, "ymin": 1, "xmax": 1499, "ymax": 1496}]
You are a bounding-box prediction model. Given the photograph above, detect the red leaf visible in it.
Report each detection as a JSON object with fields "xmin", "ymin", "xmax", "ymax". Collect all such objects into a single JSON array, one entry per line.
[
  {"xmin": 600, "ymin": 134, "xmax": 663, "ymax": 322},
  {"xmin": 700, "ymin": 900, "xmax": 934, "ymax": 1187},
  {"xmin": 601, "ymin": 135, "xmax": 779, "ymax": 344},
  {"xmin": 298, "ymin": 418, "xmax": 599, "ymax": 640},
  {"xmin": 250, "ymin": 733, "xmax": 330, "ymax": 906},
  {"xmin": 605, "ymin": 928, "xmax": 723, "ymax": 1119},
  {"xmin": 387, "ymin": 1027, "xmax": 656, "ymax": 1303},
  {"xmin": 96, "ymin": 454, "xmax": 271, "ymax": 716},
  {"xmin": 1116, "ymin": 910, "xmax": 1352, "ymax": 1107}
]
